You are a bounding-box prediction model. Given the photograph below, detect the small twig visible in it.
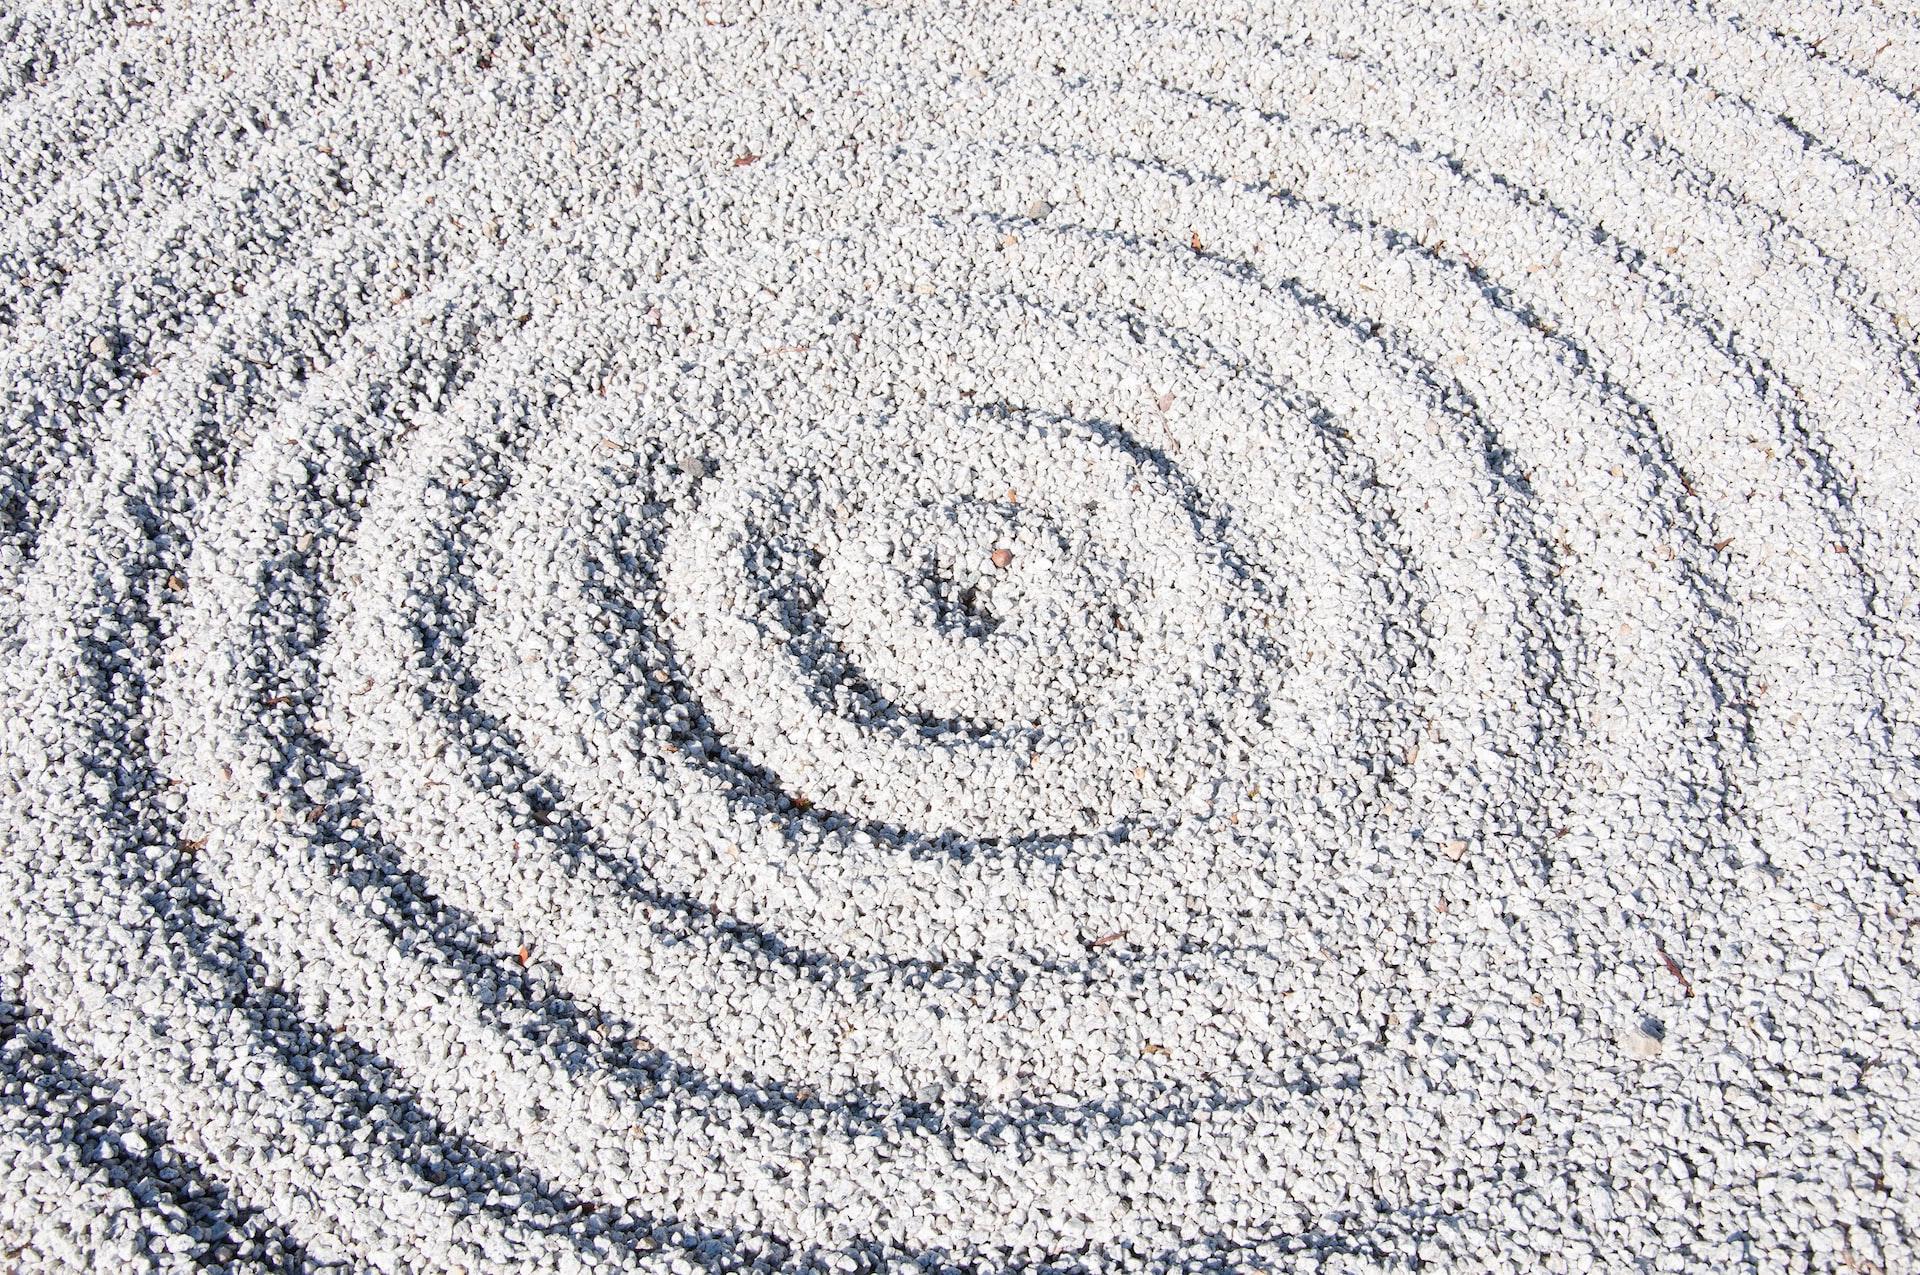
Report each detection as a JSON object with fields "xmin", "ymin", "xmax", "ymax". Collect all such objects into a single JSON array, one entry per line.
[{"xmin": 1656, "ymin": 942, "xmax": 1695, "ymax": 997}]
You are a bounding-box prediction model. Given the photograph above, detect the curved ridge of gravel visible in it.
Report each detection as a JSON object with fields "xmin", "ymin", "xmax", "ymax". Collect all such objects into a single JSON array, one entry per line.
[{"xmin": 2, "ymin": 1, "xmax": 1918, "ymax": 1271}]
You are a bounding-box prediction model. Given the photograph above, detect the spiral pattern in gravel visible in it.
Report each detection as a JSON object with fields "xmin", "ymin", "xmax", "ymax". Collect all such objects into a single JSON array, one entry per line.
[{"xmin": 3, "ymin": 1, "xmax": 1918, "ymax": 1271}]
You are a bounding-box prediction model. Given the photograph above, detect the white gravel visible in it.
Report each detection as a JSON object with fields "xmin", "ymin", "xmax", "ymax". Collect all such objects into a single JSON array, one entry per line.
[{"xmin": 3, "ymin": 1, "xmax": 1918, "ymax": 1271}]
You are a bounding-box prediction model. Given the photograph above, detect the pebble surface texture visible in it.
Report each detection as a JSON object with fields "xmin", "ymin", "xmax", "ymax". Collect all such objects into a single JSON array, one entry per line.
[{"xmin": 2, "ymin": 0, "xmax": 1918, "ymax": 1271}]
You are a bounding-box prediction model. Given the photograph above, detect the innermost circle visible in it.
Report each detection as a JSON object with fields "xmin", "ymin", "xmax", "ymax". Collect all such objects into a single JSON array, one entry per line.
[
  {"xmin": 914, "ymin": 555, "xmax": 1002, "ymax": 643},
  {"xmin": 814, "ymin": 443, "xmax": 1147, "ymax": 731},
  {"xmin": 655, "ymin": 402, "xmax": 1276, "ymax": 839},
  {"xmin": 892, "ymin": 492, "xmax": 1022, "ymax": 639}
]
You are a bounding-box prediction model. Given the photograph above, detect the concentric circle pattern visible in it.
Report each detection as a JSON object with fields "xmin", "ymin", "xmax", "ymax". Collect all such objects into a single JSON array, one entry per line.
[{"xmin": 2, "ymin": 1, "xmax": 1918, "ymax": 1271}]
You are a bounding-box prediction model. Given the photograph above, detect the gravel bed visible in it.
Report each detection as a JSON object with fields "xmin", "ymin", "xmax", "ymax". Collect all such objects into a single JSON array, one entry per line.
[{"xmin": 2, "ymin": 1, "xmax": 1918, "ymax": 1271}]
